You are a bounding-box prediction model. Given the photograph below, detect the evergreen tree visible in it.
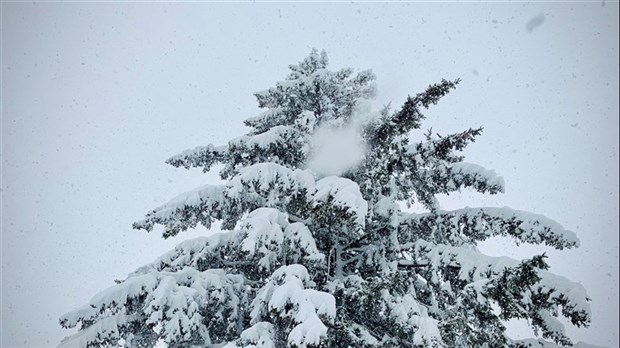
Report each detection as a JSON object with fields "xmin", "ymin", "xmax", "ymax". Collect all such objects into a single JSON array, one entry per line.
[{"xmin": 60, "ymin": 50, "xmax": 591, "ymax": 348}]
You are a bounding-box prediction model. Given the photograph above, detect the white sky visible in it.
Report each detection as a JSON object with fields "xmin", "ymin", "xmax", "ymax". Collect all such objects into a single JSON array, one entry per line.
[{"xmin": 2, "ymin": 2, "xmax": 618, "ymax": 347}]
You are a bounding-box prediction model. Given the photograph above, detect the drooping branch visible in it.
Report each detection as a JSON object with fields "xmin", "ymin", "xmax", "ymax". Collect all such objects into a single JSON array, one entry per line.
[{"xmin": 399, "ymin": 207, "xmax": 580, "ymax": 249}]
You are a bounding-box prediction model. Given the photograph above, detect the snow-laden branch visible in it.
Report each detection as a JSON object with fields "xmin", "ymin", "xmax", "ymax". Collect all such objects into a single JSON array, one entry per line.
[
  {"xmin": 166, "ymin": 125, "xmax": 306, "ymax": 179},
  {"xmin": 59, "ymin": 268, "xmax": 248, "ymax": 348},
  {"xmin": 399, "ymin": 206, "xmax": 580, "ymax": 249},
  {"xmin": 166, "ymin": 143, "xmax": 227, "ymax": 173},
  {"xmin": 244, "ymin": 265, "xmax": 336, "ymax": 348},
  {"xmin": 407, "ymin": 240, "xmax": 591, "ymax": 345},
  {"xmin": 135, "ymin": 163, "xmax": 369, "ymax": 238},
  {"xmin": 314, "ymin": 176, "xmax": 368, "ymax": 228},
  {"xmin": 133, "ymin": 163, "xmax": 315, "ymax": 236},
  {"xmin": 133, "ymin": 208, "xmax": 325, "ymax": 278},
  {"xmin": 356, "ymin": 127, "xmax": 497, "ymax": 210}
]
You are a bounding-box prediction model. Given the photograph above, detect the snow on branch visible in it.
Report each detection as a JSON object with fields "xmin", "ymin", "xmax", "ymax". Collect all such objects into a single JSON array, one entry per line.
[
  {"xmin": 248, "ymin": 265, "xmax": 336, "ymax": 348},
  {"xmin": 132, "ymin": 184, "xmax": 234, "ymax": 237},
  {"xmin": 408, "ymin": 241, "xmax": 591, "ymax": 345},
  {"xmin": 412, "ymin": 240, "xmax": 521, "ymax": 283},
  {"xmin": 133, "ymin": 208, "xmax": 324, "ymax": 279},
  {"xmin": 534, "ymin": 270, "xmax": 592, "ymax": 325},
  {"xmin": 237, "ymin": 208, "xmax": 324, "ymax": 272},
  {"xmin": 224, "ymin": 321, "xmax": 276, "ymax": 348},
  {"xmin": 378, "ymin": 287, "xmax": 443, "ymax": 346},
  {"xmin": 394, "ymin": 129, "xmax": 501, "ymax": 209},
  {"xmin": 133, "ymin": 163, "xmax": 314, "ymax": 237},
  {"xmin": 166, "ymin": 144, "xmax": 227, "ymax": 173},
  {"xmin": 166, "ymin": 125, "xmax": 306, "ymax": 179},
  {"xmin": 227, "ymin": 163, "xmax": 315, "ymax": 202},
  {"xmin": 58, "ymin": 313, "xmax": 141, "ymax": 348},
  {"xmin": 356, "ymin": 127, "xmax": 493, "ymax": 210},
  {"xmin": 59, "ymin": 268, "xmax": 248, "ymax": 348},
  {"xmin": 415, "ymin": 78, "xmax": 461, "ymax": 109},
  {"xmin": 447, "ymin": 162, "xmax": 505, "ymax": 193},
  {"xmin": 135, "ymin": 163, "xmax": 370, "ymax": 239},
  {"xmin": 314, "ymin": 176, "xmax": 368, "ymax": 228},
  {"xmin": 129, "ymin": 233, "xmax": 238, "ymax": 275},
  {"xmin": 400, "ymin": 207, "xmax": 579, "ymax": 249},
  {"xmin": 223, "ymin": 126, "xmax": 308, "ymax": 179},
  {"xmin": 287, "ymin": 49, "xmax": 330, "ymax": 77},
  {"xmin": 243, "ymin": 107, "xmax": 290, "ymax": 132},
  {"xmin": 325, "ymin": 273, "xmax": 444, "ymax": 347},
  {"xmin": 405, "ymin": 160, "xmax": 505, "ymax": 211},
  {"xmin": 60, "ymin": 273, "xmax": 157, "ymax": 330}
]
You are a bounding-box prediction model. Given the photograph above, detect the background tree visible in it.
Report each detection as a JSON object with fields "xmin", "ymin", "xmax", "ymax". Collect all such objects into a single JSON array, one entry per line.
[{"xmin": 59, "ymin": 50, "xmax": 591, "ymax": 348}]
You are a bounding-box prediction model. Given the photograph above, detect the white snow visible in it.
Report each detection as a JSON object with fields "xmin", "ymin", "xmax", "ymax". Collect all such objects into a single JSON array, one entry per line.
[
  {"xmin": 449, "ymin": 162, "xmax": 506, "ymax": 192},
  {"xmin": 240, "ymin": 208, "xmax": 287, "ymax": 255},
  {"xmin": 166, "ymin": 143, "xmax": 228, "ymax": 170},
  {"xmin": 237, "ymin": 322, "xmax": 276, "ymax": 348},
  {"xmin": 402, "ymin": 206, "xmax": 580, "ymax": 249},
  {"xmin": 412, "ymin": 239, "xmax": 591, "ymax": 318},
  {"xmin": 314, "ymin": 176, "xmax": 368, "ymax": 227},
  {"xmin": 60, "ymin": 268, "xmax": 248, "ymax": 347},
  {"xmin": 250, "ymin": 265, "xmax": 336, "ymax": 348},
  {"xmin": 146, "ymin": 184, "xmax": 226, "ymax": 222},
  {"xmin": 535, "ymin": 271, "xmax": 592, "ymax": 317},
  {"xmin": 307, "ymin": 100, "xmax": 375, "ymax": 177},
  {"xmin": 134, "ymin": 163, "xmax": 317, "ymax": 233},
  {"xmin": 229, "ymin": 125, "xmax": 299, "ymax": 150},
  {"xmin": 227, "ymin": 163, "xmax": 315, "ymax": 204},
  {"xmin": 412, "ymin": 316, "xmax": 442, "ymax": 346},
  {"xmin": 537, "ymin": 309, "xmax": 568, "ymax": 341},
  {"xmin": 307, "ymin": 124, "xmax": 366, "ymax": 176},
  {"xmin": 244, "ymin": 107, "xmax": 286, "ymax": 129}
]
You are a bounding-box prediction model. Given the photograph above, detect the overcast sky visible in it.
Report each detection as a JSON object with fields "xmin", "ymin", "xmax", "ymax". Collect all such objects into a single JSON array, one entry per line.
[{"xmin": 2, "ymin": 2, "xmax": 618, "ymax": 347}]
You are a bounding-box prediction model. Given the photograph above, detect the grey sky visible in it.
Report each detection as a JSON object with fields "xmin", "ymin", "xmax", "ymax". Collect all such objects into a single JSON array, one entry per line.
[{"xmin": 2, "ymin": 2, "xmax": 618, "ymax": 347}]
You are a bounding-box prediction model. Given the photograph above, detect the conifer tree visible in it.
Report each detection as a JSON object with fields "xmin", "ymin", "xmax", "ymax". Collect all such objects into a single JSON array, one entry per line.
[{"xmin": 60, "ymin": 50, "xmax": 591, "ymax": 348}]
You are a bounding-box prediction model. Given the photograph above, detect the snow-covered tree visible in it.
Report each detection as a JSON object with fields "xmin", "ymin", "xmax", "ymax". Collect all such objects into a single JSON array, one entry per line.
[{"xmin": 59, "ymin": 50, "xmax": 592, "ymax": 348}]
